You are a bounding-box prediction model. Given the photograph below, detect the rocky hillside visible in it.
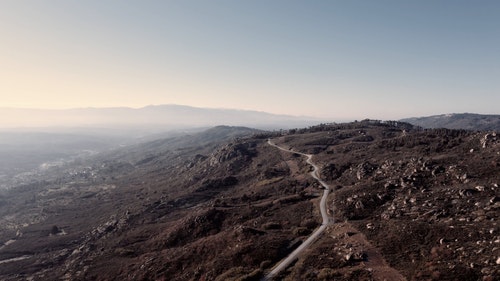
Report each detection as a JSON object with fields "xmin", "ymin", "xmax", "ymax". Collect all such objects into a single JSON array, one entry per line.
[
  {"xmin": 402, "ymin": 113, "xmax": 500, "ymax": 131},
  {"xmin": 273, "ymin": 121, "xmax": 499, "ymax": 280},
  {"xmin": 0, "ymin": 122, "xmax": 498, "ymax": 281}
]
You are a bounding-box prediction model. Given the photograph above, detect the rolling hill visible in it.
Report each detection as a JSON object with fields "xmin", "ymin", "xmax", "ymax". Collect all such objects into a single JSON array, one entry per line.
[{"xmin": 0, "ymin": 122, "xmax": 498, "ymax": 280}]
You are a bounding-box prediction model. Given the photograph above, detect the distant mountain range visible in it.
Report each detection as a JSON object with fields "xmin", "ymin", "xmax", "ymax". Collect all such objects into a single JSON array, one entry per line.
[
  {"xmin": 4, "ymin": 105, "xmax": 499, "ymax": 133},
  {"xmin": 0, "ymin": 105, "xmax": 321, "ymax": 131},
  {"xmin": 401, "ymin": 113, "xmax": 500, "ymax": 131}
]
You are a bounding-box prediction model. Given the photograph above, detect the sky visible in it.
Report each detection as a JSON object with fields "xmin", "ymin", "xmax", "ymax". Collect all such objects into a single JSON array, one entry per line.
[{"xmin": 1, "ymin": 1, "xmax": 499, "ymax": 120}]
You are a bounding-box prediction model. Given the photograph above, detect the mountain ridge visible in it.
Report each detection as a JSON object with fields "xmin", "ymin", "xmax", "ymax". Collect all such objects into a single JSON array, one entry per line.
[
  {"xmin": 0, "ymin": 104, "xmax": 321, "ymax": 130},
  {"xmin": 0, "ymin": 121, "xmax": 498, "ymax": 280},
  {"xmin": 401, "ymin": 113, "xmax": 500, "ymax": 131}
]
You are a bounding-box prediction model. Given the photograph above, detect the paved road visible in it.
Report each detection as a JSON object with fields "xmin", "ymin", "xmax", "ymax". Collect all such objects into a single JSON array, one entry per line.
[{"xmin": 263, "ymin": 139, "xmax": 332, "ymax": 280}]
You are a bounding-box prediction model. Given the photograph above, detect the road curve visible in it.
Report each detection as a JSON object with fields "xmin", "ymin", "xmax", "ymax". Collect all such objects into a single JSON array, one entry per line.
[{"xmin": 263, "ymin": 139, "xmax": 332, "ymax": 280}]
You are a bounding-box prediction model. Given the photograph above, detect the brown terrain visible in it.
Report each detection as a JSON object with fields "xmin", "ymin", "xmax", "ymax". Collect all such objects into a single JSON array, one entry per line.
[{"xmin": 0, "ymin": 121, "xmax": 499, "ymax": 280}]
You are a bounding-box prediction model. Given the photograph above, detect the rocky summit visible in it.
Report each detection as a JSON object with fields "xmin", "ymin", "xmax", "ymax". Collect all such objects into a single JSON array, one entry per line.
[{"xmin": 0, "ymin": 121, "xmax": 499, "ymax": 281}]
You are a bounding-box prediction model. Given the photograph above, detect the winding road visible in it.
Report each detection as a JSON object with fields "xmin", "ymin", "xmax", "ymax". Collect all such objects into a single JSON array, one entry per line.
[{"xmin": 263, "ymin": 139, "xmax": 333, "ymax": 280}]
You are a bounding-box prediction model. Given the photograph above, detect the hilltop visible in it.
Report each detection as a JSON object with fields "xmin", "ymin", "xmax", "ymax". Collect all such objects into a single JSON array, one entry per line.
[{"xmin": 0, "ymin": 122, "xmax": 498, "ymax": 280}]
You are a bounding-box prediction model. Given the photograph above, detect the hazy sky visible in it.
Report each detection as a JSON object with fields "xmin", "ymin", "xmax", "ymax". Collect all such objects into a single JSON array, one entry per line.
[{"xmin": 1, "ymin": 1, "xmax": 499, "ymax": 120}]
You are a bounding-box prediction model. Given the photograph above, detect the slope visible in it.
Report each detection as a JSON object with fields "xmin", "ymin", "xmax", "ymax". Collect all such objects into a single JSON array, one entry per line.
[{"xmin": 0, "ymin": 121, "xmax": 498, "ymax": 281}]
